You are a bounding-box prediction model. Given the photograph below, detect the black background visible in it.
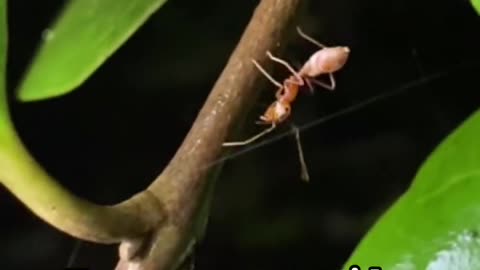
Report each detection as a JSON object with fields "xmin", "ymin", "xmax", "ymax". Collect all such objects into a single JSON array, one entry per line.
[{"xmin": 2, "ymin": 0, "xmax": 480, "ymax": 269}]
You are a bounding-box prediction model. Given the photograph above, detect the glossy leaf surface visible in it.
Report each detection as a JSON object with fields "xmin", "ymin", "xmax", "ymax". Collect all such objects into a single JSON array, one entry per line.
[
  {"xmin": 472, "ymin": 0, "xmax": 480, "ymax": 15},
  {"xmin": 17, "ymin": 0, "xmax": 168, "ymax": 101},
  {"xmin": 344, "ymin": 109, "xmax": 480, "ymax": 270}
]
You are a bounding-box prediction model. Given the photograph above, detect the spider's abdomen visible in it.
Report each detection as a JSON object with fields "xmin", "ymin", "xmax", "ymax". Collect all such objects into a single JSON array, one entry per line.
[{"xmin": 300, "ymin": 46, "xmax": 350, "ymax": 77}]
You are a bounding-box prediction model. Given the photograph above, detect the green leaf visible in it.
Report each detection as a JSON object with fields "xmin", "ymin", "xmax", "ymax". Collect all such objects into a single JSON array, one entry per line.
[
  {"xmin": 343, "ymin": 109, "xmax": 480, "ymax": 270},
  {"xmin": 16, "ymin": 0, "xmax": 168, "ymax": 102},
  {"xmin": 0, "ymin": 0, "xmax": 10, "ymax": 135},
  {"xmin": 472, "ymin": 0, "xmax": 480, "ymax": 15}
]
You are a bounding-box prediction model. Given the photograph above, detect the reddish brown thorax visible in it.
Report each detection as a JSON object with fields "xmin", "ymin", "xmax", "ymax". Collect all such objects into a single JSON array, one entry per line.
[
  {"xmin": 278, "ymin": 76, "xmax": 300, "ymax": 103},
  {"xmin": 258, "ymin": 75, "xmax": 302, "ymax": 125}
]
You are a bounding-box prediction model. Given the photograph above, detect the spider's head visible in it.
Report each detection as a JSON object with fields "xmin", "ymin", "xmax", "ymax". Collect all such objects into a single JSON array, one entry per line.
[{"xmin": 257, "ymin": 101, "xmax": 291, "ymax": 125}]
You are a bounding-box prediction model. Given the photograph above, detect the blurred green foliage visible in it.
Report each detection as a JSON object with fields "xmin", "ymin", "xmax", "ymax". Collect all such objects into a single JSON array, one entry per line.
[
  {"xmin": 344, "ymin": 108, "xmax": 480, "ymax": 269},
  {"xmin": 471, "ymin": 0, "xmax": 480, "ymax": 15},
  {"xmin": 0, "ymin": 0, "xmax": 6, "ymax": 126},
  {"xmin": 16, "ymin": 0, "xmax": 168, "ymax": 101}
]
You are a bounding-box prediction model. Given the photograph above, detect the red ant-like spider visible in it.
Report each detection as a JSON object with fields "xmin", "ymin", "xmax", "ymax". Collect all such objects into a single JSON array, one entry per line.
[
  {"xmin": 223, "ymin": 27, "xmax": 350, "ymax": 180},
  {"xmin": 223, "ymin": 27, "xmax": 350, "ymax": 146}
]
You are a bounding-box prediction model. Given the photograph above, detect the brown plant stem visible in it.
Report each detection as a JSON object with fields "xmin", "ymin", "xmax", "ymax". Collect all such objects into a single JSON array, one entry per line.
[{"xmin": 115, "ymin": 0, "xmax": 303, "ymax": 269}]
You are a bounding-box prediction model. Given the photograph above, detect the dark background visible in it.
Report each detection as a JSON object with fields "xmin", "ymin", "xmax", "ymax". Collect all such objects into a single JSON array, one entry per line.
[{"xmin": 1, "ymin": 0, "xmax": 480, "ymax": 269}]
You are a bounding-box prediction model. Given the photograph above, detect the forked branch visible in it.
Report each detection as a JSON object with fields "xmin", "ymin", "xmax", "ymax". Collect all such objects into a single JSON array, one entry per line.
[
  {"xmin": 0, "ymin": 0, "xmax": 302, "ymax": 269},
  {"xmin": 114, "ymin": 0, "xmax": 303, "ymax": 269}
]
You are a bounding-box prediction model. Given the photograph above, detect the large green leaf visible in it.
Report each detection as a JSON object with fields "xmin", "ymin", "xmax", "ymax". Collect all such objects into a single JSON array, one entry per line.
[
  {"xmin": 343, "ymin": 109, "xmax": 480, "ymax": 269},
  {"xmin": 17, "ymin": 0, "xmax": 168, "ymax": 102},
  {"xmin": 472, "ymin": 0, "xmax": 480, "ymax": 15}
]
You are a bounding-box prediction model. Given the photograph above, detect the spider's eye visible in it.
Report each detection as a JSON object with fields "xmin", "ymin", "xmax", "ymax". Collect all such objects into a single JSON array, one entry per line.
[{"xmin": 277, "ymin": 104, "xmax": 291, "ymax": 122}]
